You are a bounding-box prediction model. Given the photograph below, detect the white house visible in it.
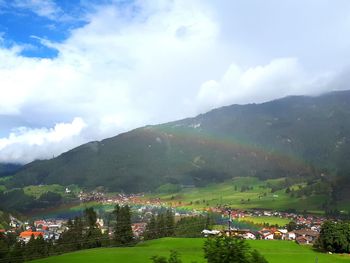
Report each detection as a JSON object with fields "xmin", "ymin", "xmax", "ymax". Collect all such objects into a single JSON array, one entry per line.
[{"xmin": 243, "ymin": 232, "xmax": 256, "ymax": 240}]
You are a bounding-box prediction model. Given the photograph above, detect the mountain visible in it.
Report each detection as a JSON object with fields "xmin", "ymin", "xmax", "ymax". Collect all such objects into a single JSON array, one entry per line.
[
  {"xmin": 0, "ymin": 163, "xmax": 22, "ymax": 177},
  {"xmin": 7, "ymin": 90, "xmax": 350, "ymax": 193}
]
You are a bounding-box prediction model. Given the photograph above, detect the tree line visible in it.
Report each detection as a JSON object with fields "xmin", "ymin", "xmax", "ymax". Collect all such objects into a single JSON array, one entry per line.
[
  {"xmin": 144, "ymin": 210, "xmax": 213, "ymax": 240},
  {"xmin": 315, "ymin": 220, "xmax": 350, "ymax": 253}
]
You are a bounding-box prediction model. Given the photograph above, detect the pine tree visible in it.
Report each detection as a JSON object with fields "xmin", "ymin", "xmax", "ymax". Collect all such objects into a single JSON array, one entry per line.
[
  {"xmin": 9, "ymin": 241, "xmax": 25, "ymax": 263},
  {"xmin": 144, "ymin": 214, "xmax": 157, "ymax": 240},
  {"xmin": 83, "ymin": 207, "xmax": 103, "ymax": 248},
  {"xmin": 157, "ymin": 213, "xmax": 166, "ymax": 238},
  {"xmin": 0, "ymin": 235, "xmax": 9, "ymax": 262},
  {"xmin": 113, "ymin": 205, "xmax": 134, "ymax": 246},
  {"xmin": 165, "ymin": 209, "xmax": 175, "ymax": 237}
]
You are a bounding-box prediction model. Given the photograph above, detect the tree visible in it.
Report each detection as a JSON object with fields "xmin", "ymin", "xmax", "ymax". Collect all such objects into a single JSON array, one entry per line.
[
  {"xmin": 165, "ymin": 209, "xmax": 175, "ymax": 237},
  {"xmin": 144, "ymin": 214, "xmax": 158, "ymax": 240},
  {"xmin": 58, "ymin": 217, "xmax": 84, "ymax": 252},
  {"xmin": 315, "ymin": 221, "xmax": 350, "ymax": 253},
  {"xmin": 113, "ymin": 205, "xmax": 134, "ymax": 246},
  {"xmin": 203, "ymin": 236, "xmax": 268, "ymax": 263},
  {"xmin": 250, "ymin": 249, "xmax": 268, "ymax": 263},
  {"xmin": 0, "ymin": 234, "xmax": 9, "ymax": 262},
  {"xmin": 175, "ymin": 215, "xmax": 212, "ymax": 238},
  {"xmin": 151, "ymin": 250, "xmax": 182, "ymax": 263},
  {"xmin": 9, "ymin": 240, "xmax": 25, "ymax": 263},
  {"xmin": 83, "ymin": 207, "xmax": 103, "ymax": 248},
  {"xmin": 286, "ymin": 221, "xmax": 297, "ymax": 232},
  {"xmin": 157, "ymin": 213, "xmax": 166, "ymax": 238}
]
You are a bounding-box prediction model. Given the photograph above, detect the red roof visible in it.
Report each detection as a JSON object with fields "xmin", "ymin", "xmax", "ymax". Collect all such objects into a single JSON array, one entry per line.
[{"xmin": 19, "ymin": 231, "xmax": 43, "ymax": 238}]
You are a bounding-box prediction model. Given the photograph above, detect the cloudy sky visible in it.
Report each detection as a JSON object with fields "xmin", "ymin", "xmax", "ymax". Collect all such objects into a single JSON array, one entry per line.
[{"xmin": 0, "ymin": 0, "xmax": 349, "ymax": 164}]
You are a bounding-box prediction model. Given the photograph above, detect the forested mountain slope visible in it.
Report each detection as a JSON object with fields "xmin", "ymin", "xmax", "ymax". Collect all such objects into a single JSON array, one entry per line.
[{"xmin": 8, "ymin": 90, "xmax": 350, "ymax": 193}]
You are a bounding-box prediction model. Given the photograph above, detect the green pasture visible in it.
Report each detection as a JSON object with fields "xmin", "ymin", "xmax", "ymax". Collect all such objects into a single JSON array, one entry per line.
[
  {"xmin": 23, "ymin": 184, "xmax": 81, "ymax": 198},
  {"xmin": 31, "ymin": 238, "xmax": 350, "ymax": 263},
  {"xmin": 148, "ymin": 177, "xmax": 326, "ymax": 213},
  {"xmin": 238, "ymin": 216, "xmax": 291, "ymax": 226}
]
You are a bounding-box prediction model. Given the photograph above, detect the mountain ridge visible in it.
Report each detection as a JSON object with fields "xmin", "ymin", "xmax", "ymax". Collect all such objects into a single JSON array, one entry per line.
[{"xmin": 6, "ymin": 90, "xmax": 350, "ymax": 194}]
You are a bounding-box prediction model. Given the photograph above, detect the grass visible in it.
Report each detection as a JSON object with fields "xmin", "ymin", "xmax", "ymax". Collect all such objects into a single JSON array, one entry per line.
[
  {"xmin": 147, "ymin": 177, "xmax": 327, "ymax": 213},
  {"xmin": 23, "ymin": 184, "xmax": 81, "ymax": 198},
  {"xmin": 30, "ymin": 238, "xmax": 350, "ymax": 263},
  {"xmin": 24, "ymin": 184, "xmax": 66, "ymax": 198},
  {"xmin": 238, "ymin": 216, "xmax": 291, "ymax": 226}
]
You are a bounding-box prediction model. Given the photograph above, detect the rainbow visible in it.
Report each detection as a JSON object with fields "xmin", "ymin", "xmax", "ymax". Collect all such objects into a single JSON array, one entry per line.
[{"xmin": 142, "ymin": 124, "xmax": 313, "ymax": 173}]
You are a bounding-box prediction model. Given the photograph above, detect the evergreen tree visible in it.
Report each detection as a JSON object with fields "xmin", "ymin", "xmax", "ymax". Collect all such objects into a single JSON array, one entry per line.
[
  {"xmin": 83, "ymin": 207, "xmax": 103, "ymax": 248},
  {"xmin": 175, "ymin": 216, "xmax": 211, "ymax": 237},
  {"xmin": 0, "ymin": 234, "xmax": 9, "ymax": 262},
  {"xmin": 58, "ymin": 216, "xmax": 84, "ymax": 252},
  {"xmin": 165, "ymin": 209, "xmax": 175, "ymax": 237},
  {"xmin": 144, "ymin": 214, "xmax": 158, "ymax": 240},
  {"xmin": 24, "ymin": 235, "xmax": 39, "ymax": 261},
  {"xmin": 157, "ymin": 213, "xmax": 166, "ymax": 238},
  {"xmin": 113, "ymin": 205, "xmax": 134, "ymax": 246},
  {"xmin": 9, "ymin": 241, "xmax": 25, "ymax": 263}
]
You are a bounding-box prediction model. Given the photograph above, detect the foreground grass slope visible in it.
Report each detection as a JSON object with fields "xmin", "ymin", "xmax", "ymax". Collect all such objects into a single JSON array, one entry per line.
[{"xmin": 31, "ymin": 238, "xmax": 350, "ymax": 263}]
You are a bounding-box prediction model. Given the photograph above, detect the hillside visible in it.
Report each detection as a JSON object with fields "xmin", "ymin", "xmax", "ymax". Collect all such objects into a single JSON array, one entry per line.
[
  {"xmin": 7, "ymin": 90, "xmax": 350, "ymax": 194},
  {"xmin": 0, "ymin": 163, "xmax": 22, "ymax": 177}
]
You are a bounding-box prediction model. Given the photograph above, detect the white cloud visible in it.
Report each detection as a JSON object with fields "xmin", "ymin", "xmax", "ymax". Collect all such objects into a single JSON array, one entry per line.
[
  {"xmin": 0, "ymin": 0, "xmax": 348, "ymax": 163},
  {"xmin": 196, "ymin": 58, "xmax": 334, "ymax": 112},
  {"xmin": 0, "ymin": 118, "xmax": 87, "ymax": 163},
  {"xmin": 12, "ymin": 0, "xmax": 62, "ymax": 20}
]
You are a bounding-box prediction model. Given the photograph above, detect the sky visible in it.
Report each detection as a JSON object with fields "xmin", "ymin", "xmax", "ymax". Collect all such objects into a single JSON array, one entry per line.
[{"xmin": 0, "ymin": 0, "xmax": 349, "ymax": 164}]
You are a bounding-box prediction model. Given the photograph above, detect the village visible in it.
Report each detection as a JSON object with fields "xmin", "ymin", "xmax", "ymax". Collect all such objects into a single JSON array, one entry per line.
[{"xmin": 0, "ymin": 191, "xmax": 330, "ymax": 247}]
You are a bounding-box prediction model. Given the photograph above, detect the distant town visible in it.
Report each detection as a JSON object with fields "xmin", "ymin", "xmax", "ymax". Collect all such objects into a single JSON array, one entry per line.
[{"xmin": 1, "ymin": 189, "xmax": 332, "ymax": 248}]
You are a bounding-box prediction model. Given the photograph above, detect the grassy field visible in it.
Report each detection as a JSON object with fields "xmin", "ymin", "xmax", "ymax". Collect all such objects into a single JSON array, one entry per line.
[
  {"xmin": 23, "ymin": 184, "xmax": 81, "ymax": 198},
  {"xmin": 24, "ymin": 184, "xmax": 66, "ymax": 198},
  {"xmin": 147, "ymin": 177, "xmax": 326, "ymax": 213},
  {"xmin": 238, "ymin": 216, "xmax": 291, "ymax": 226},
  {"xmin": 30, "ymin": 238, "xmax": 350, "ymax": 263}
]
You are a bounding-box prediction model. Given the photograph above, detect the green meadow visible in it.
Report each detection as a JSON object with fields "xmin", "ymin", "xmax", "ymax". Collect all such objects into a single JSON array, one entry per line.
[
  {"xmin": 23, "ymin": 184, "xmax": 81, "ymax": 198},
  {"xmin": 149, "ymin": 177, "xmax": 327, "ymax": 213},
  {"xmin": 238, "ymin": 216, "xmax": 291, "ymax": 226},
  {"xmin": 31, "ymin": 238, "xmax": 350, "ymax": 263}
]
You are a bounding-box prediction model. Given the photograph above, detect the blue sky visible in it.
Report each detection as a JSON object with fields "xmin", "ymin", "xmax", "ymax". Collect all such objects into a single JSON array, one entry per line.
[
  {"xmin": 0, "ymin": 0, "xmax": 350, "ymax": 163},
  {"xmin": 0, "ymin": 0, "xmax": 90, "ymax": 58}
]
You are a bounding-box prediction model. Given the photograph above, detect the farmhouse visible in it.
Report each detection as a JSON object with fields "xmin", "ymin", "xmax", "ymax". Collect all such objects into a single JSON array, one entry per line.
[
  {"xmin": 294, "ymin": 229, "xmax": 319, "ymax": 244},
  {"xmin": 19, "ymin": 230, "xmax": 43, "ymax": 243}
]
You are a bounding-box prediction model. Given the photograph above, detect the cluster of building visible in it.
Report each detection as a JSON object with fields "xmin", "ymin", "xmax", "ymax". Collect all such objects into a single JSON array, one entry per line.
[
  {"xmin": 202, "ymin": 227, "xmax": 319, "ymax": 245},
  {"xmin": 8, "ymin": 217, "xmax": 149, "ymax": 244},
  {"xmin": 19, "ymin": 219, "xmax": 67, "ymax": 243},
  {"xmin": 200, "ymin": 208, "xmax": 327, "ymax": 245}
]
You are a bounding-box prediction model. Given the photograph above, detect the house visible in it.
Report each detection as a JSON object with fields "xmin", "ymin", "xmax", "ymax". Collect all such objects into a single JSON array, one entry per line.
[
  {"xmin": 34, "ymin": 220, "xmax": 46, "ymax": 228},
  {"xmin": 19, "ymin": 230, "xmax": 43, "ymax": 243},
  {"xmin": 229, "ymin": 229, "xmax": 257, "ymax": 240},
  {"xmin": 273, "ymin": 230, "xmax": 283, "ymax": 240},
  {"xmin": 242, "ymin": 232, "xmax": 256, "ymax": 240},
  {"xmin": 202, "ymin": 229, "xmax": 221, "ymax": 237},
  {"xmin": 294, "ymin": 229, "xmax": 319, "ymax": 244},
  {"xmin": 259, "ymin": 229, "xmax": 274, "ymax": 240},
  {"xmin": 296, "ymin": 236, "xmax": 309, "ymax": 245},
  {"xmin": 286, "ymin": 232, "xmax": 296, "ymax": 240},
  {"xmin": 132, "ymin": 223, "xmax": 147, "ymax": 237},
  {"xmin": 262, "ymin": 232, "xmax": 274, "ymax": 240}
]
